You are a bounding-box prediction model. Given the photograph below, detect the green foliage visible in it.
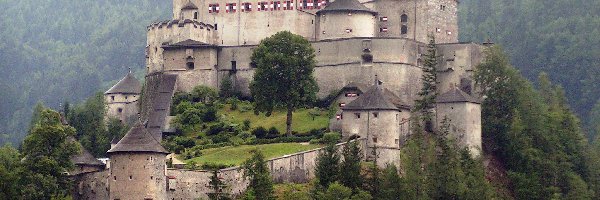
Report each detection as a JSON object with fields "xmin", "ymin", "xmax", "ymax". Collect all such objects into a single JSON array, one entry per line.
[
  {"xmin": 220, "ymin": 77, "xmax": 235, "ymax": 99},
  {"xmin": 242, "ymin": 150, "xmax": 275, "ymax": 200},
  {"xmin": 321, "ymin": 132, "xmax": 341, "ymax": 144},
  {"xmin": 250, "ymin": 31, "xmax": 319, "ymax": 136},
  {"xmin": 0, "ymin": 0, "xmax": 170, "ymax": 146},
  {"xmin": 192, "ymin": 86, "xmax": 219, "ymax": 104},
  {"xmin": 339, "ymin": 141, "xmax": 362, "ymax": 191},
  {"xmin": 68, "ymin": 92, "xmax": 109, "ymax": 157},
  {"xmin": 208, "ymin": 170, "xmax": 231, "ymax": 200},
  {"xmin": 0, "ymin": 145, "xmax": 21, "ymax": 199},
  {"xmin": 414, "ymin": 34, "xmax": 438, "ymax": 119},
  {"xmin": 21, "ymin": 109, "xmax": 79, "ymax": 199},
  {"xmin": 315, "ymin": 142, "xmax": 340, "ymax": 189},
  {"xmin": 315, "ymin": 182, "xmax": 372, "ymax": 200}
]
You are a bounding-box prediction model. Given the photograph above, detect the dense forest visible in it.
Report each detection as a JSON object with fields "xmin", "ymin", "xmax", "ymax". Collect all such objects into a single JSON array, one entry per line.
[
  {"xmin": 459, "ymin": 0, "xmax": 600, "ymax": 140},
  {"xmin": 0, "ymin": 0, "xmax": 171, "ymax": 145}
]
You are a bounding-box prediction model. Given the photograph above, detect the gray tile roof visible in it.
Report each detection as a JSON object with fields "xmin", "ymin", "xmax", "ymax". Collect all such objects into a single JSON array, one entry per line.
[
  {"xmin": 145, "ymin": 74, "xmax": 177, "ymax": 140},
  {"xmin": 436, "ymin": 87, "xmax": 481, "ymax": 104},
  {"xmin": 383, "ymin": 89, "xmax": 412, "ymax": 110},
  {"xmin": 69, "ymin": 137, "xmax": 104, "ymax": 166},
  {"xmin": 105, "ymin": 72, "xmax": 142, "ymax": 95},
  {"xmin": 317, "ymin": 0, "xmax": 377, "ymax": 15},
  {"xmin": 343, "ymin": 85, "xmax": 400, "ymax": 111},
  {"xmin": 342, "ymin": 82, "xmax": 369, "ymax": 93},
  {"xmin": 107, "ymin": 122, "xmax": 169, "ymax": 154},
  {"xmin": 181, "ymin": 1, "xmax": 198, "ymax": 10}
]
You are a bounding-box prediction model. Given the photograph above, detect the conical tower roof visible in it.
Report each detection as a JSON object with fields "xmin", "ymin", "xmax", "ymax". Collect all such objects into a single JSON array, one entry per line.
[
  {"xmin": 317, "ymin": 0, "xmax": 377, "ymax": 15},
  {"xmin": 182, "ymin": 1, "xmax": 199, "ymax": 10},
  {"xmin": 105, "ymin": 72, "xmax": 142, "ymax": 95},
  {"xmin": 343, "ymin": 85, "xmax": 399, "ymax": 111},
  {"xmin": 436, "ymin": 88, "xmax": 481, "ymax": 104},
  {"xmin": 107, "ymin": 122, "xmax": 169, "ymax": 154}
]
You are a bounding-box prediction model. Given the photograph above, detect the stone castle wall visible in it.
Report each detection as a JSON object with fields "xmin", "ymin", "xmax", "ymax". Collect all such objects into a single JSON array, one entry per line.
[
  {"xmin": 109, "ymin": 153, "xmax": 168, "ymax": 200},
  {"xmin": 436, "ymin": 102, "xmax": 482, "ymax": 157}
]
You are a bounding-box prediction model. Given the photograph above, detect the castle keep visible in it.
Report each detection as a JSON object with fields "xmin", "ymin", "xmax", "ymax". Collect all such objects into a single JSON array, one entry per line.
[{"xmin": 78, "ymin": 0, "xmax": 487, "ymax": 199}]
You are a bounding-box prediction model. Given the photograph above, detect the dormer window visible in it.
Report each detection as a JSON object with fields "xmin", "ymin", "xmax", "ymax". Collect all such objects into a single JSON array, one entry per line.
[{"xmin": 345, "ymin": 93, "xmax": 358, "ymax": 97}]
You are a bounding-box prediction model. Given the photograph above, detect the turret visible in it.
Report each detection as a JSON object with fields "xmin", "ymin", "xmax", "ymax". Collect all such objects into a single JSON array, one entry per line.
[
  {"xmin": 180, "ymin": 1, "xmax": 199, "ymax": 20},
  {"xmin": 316, "ymin": 0, "xmax": 377, "ymax": 40},
  {"xmin": 107, "ymin": 122, "xmax": 169, "ymax": 200},
  {"xmin": 435, "ymin": 87, "xmax": 482, "ymax": 157},
  {"xmin": 341, "ymin": 81, "xmax": 411, "ymax": 167},
  {"xmin": 105, "ymin": 71, "xmax": 141, "ymax": 124}
]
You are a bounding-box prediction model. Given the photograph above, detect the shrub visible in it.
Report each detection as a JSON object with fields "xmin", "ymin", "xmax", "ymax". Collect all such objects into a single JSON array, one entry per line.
[
  {"xmin": 201, "ymin": 163, "xmax": 234, "ymax": 170},
  {"xmin": 243, "ymin": 120, "xmax": 251, "ymax": 131},
  {"xmin": 211, "ymin": 134, "xmax": 231, "ymax": 144},
  {"xmin": 267, "ymin": 127, "xmax": 280, "ymax": 139},
  {"xmin": 174, "ymin": 136, "xmax": 196, "ymax": 149},
  {"xmin": 239, "ymin": 103, "xmax": 253, "ymax": 113},
  {"xmin": 231, "ymin": 99, "xmax": 239, "ymax": 110},
  {"xmin": 252, "ymin": 127, "xmax": 268, "ymax": 139},
  {"xmin": 191, "ymin": 85, "xmax": 218, "ymax": 103},
  {"xmin": 321, "ymin": 132, "xmax": 341, "ymax": 144},
  {"xmin": 202, "ymin": 106, "xmax": 218, "ymax": 122},
  {"xmin": 207, "ymin": 123, "xmax": 225, "ymax": 136},
  {"xmin": 229, "ymin": 136, "xmax": 244, "ymax": 146}
]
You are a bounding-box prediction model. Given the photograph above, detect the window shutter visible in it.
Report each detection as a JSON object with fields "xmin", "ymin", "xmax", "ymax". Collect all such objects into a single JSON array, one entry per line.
[
  {"xmin": 208, "ymin": 4, "xmax": 212, "ymax": 13},
  {"xmin": 233, "ymin": 3, "xmax": 237, "ymax": 12},
  {"xmin": 290, "ymin": 0, "xmax": 294, "ymax": 10},
  {"xmin": 216, "ymin": 4, "xmax": 220, "ymax": 13},
  {"xmin": 308, "ymin": 0, "xmax": 313, "ymax": 9}
]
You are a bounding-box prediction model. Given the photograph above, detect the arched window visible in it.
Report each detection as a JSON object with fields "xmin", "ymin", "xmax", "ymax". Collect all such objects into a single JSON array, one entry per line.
[
  {"xmin": 401, "ymin": 25, "xmax": 408, "ymax": 35},
  {"xmin": 401, "ymin": 14, "xmax": 408, "ymax": 23}
]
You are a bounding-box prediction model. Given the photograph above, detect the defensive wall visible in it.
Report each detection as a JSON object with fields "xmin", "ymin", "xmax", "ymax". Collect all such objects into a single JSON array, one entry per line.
[{"xmin": 73, "ymin": 139, "xmax": 367, "ymax": 200}]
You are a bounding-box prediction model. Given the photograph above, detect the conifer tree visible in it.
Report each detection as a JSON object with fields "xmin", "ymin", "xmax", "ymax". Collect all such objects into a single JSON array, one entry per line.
[
  {"xmin": 364, "ymin": 147, "xmax": 382, "ymax": 199},
  {"xmin": 208, "ymin": 169, "xmax": 230, "ymax": 200},
  {"xmin": 340, "ymin": 140, "xmax": 362, "ymax": 191},
  {"xmin": 241, "ymin": 150, "xmax": 274, "ymax": 200},
  {"xmin": 315, "ymin": 141, "xmax": 340, "ymax": 189},
  {"xmin": 379, "ymin": 164, "xmax": 402, "ymax": 200},
  {"xmin": 415, "ymin": 34, "xmax": 438, "ymax": 120}
]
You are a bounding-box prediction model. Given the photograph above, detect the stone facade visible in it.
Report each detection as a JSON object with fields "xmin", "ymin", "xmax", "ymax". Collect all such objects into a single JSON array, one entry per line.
[{"xmin": 109, "ymin": 153, "xmax": 168, "ymax": 200}]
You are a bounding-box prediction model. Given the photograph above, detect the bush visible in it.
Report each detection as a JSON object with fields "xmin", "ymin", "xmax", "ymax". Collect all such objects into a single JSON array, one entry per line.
[
  {"xmin": 202, "ymin": 106, "xmax": 218, "ymax": 122},
  {"xmin": 243, "ymin": 120, "xmax": 251, "ymax": 131},
  {"xmin": 267, "ymin": 127, "xmax": 280, "ymax": 138},
  {"xmin": 229, "ymin": 136, "xmax": 244, "ymax": 146},
  {"xmin": 207, "ymin": 123, "xmax": 226, "ymax": 136},
  {"xmin": 247, "ymin": 136, "xmax": 317, "ymax": 145},
  {"xmin": 201, "ymin": 163, "xmax": 234, "ymax": 170},
  {"xmin": 212, "ymin": 134, "xmax": 231, "ymax": 144},
  {"xmin": 174, "ymin": 136, "xmax": 196, "ymax": 149},
  {"xmin": 252, "ymin": 127, "xmax": 268, "ymax": 139},
  {"xmin": 321, "ymin": 132, "xmax": 341, "ymax": 144},
  {"xmin": 231, "ymin": 99, "xmax": 239, "ymax": 111},
  {"xmin": 191, "ymin": 85, "xmax": 218, "ymax": 103},
  {"xmin": 239, "ymin": 103, "xmax": 253, "ymax": 113}
]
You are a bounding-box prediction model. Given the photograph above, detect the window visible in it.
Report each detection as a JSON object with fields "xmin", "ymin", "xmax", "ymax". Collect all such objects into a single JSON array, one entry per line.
[
  {"xmin": 283, "ymin": 0, "xmax": 293, "ymax": 10},
  {"xmin": 345, "ymin": 28, "xmax": 352, "ymax": 33},
  {"xmin": 347, "ymin": 12, "xmax": 352, "ymax": 16},
  {"xmin": 355, "ymin": 113, "xmax": 361, "ymax": 119},
  {"xmin": 401, "ymin": 25, "xmax": 408, "ymax": 34},
  {"xmin": 345, "ymin": 93, "xmax": 358, "ymax": 97},
  {"xmin": 395, "ymin": 139, "xmax": 399, "ymax": 144},
  {"xmin": 446, "ymin": 30, "xmax": 452, "ymax": 35},
  {"xmin": 380, "ymin": 16, "xmax": 388, "ymax": 22},
  {"xmin": 373, "ymin": 112, "xmax": 379, "ymax": 118},
  {"xmin": 214, "ymin": 23, "xmax": 218, "ymax": 30},
  {"xmin": 401, "ymin": 14, "xmax": 408, "ymax": 23},
  {"xmin": 194, "ymin": 12, "xmax": 198, "ymax": 19},
  {"xmin": 124, "ymin": 95, "xmax": 128, "ymax": 100},
  {"xmin": 242, "ymin": 2, "xmax": 252, "ymax": 12},
  {"xmin": 208, "ymin": 4, "xmax": 219, "ymax": 13},
  {"xmin": 186, "ymin": 62, "xmax": 195, "ymax": 70},
  {"xmin": 317, "ymin": 0, "xmax": 327, "ymax": 8},
  {"xmin": 129, "ymin": 175, "xmax": 132, "ymax": 180},
  {"xmin": 372, "ymin": 137, "xmax": 378, "ymax": 143},
  {"xmin": 118, "ymin": 108, "xmax": 123, "ymax": 113},
  {"xmin": 258, "ymin": 2, "xmax": 268, "ymax": 11},
  {"xmin": 231, "ymin": 61, "xmax": 237, "ymax": 71},
  {"xmin": 300, "ymin": 0, "xmax": 311, "ymax": 9},
  {"xmin": 273, "ymin": 1, "xmax": 281, "ymax": 10},
  {"xmin": 440, "ymin": 5, "xmax": 446, "ymax": 11},
  {"xmin": 111, "ymin": 96, "xmax": 115, "ymax": 101},
  {"xmin": 336, "ymin": 114, "xmax": 342, "ymax": 120},
  {"xmin": 339, "ymin": 103, "xmax": 346, "ymax": 107},
  {"xmin": 114, "ymin": 176, "xmax": 116, "ymax": 180},
  {"xmin": 380, "ymin": 27, "xmax": 388, "ymax": 32},
  {"xmin": 436, "ymin": 28, "xmax": 441, "ymax": 33},
  {"xmin": 226, "ymin": 3, "xmax": 236, "ymax": 13}
]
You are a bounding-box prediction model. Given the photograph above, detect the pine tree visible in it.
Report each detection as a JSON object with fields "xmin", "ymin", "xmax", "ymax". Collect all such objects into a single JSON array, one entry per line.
[
  {"xmin": 380, "ymin": 164, "xmax": 402, "ymax": 200},
  {"xmin": 315, "ymin": 141, "xmax": 340, "ymax": 189},
  {"xmin": 208, "ymin": 169, "xmax": 230, "ymax": 200},
  {"xmin": 340, "ymin": 140, "xmax": 362, "ymax": 191},
  {"xmin": 242, "ymin": 150, "xmax": 274, "ymax": 200},
  {"xmin": 415, "ymin": 34, "xmax": 438, "ymax": 120}
]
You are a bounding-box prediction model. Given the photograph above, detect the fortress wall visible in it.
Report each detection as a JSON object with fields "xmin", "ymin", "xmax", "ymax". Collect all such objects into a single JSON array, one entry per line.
[
  {"xmin": 109, "ymin": 153, "xmax": 168, "ymax": 200},
  {"xmin": 167, "ymin": 70, "xmax": 218, "ymax": 92},
  {"xmin": 424, "ymin": 0, "xmax": 458, "ymax": 43},
  {"xmin": 164, "ymin": 48, "xmax": 218, "ymax": 71},
  {"xmin": 436, "ymin": 43, "xmax": 484, "ymax": 94},
  {"xmin": 180, "ymin": 0, "xmax": 316, "ymax": 46},
  {"xmin": 316, "ymin": 12, "xmax": 376, "ymax": 40},
  {"xmin": 373, "ymin": 0, "xmax": 419, "ymax": 40},
  {"xmin": 72, "ymin": 171, "xmax": 109, "ymax": 200},
  {"xmin": 147, "ymin": 21, "xmax": 218, "ymax": 73}
]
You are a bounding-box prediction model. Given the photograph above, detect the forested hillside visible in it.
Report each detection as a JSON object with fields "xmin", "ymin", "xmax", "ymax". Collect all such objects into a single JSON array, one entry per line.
[
  {"xmin": 0, "ymin": 0, "xmax": 171, "ymax": 145},
  {"xmin": 459, "ymin": 0, "xmax": 600, "ymax": 139}
]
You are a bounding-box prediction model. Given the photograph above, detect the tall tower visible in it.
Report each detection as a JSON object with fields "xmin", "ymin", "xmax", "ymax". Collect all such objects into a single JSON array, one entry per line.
[
  {"xmin": 105, "ymin": 71, "xmax": 142, "ymax": 124},
  {"xmin": 315, "ymin": 0, "xmax": 377, "ymax": 40},
  {"xmin": 435, "ymin": 87, "xmax": 482, "ymax": 157},
  {"xmin": 107, "ymin": 122, "xmax": 169, "ymax": 200}
]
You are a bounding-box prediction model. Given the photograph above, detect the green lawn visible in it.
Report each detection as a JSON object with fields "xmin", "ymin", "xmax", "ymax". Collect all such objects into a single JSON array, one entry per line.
[
  {"xmin": 220, "ymin": 104, "xmax": 329, "ymax": 134},
  {"xmin": 185, "ymin": 143, "xmax": 322, "ymax": 166}
]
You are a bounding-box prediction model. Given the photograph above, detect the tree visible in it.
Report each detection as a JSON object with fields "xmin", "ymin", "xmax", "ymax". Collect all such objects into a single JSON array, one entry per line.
[
  {"xmin": 208, "ymin": 169, "xmax": 230, "ymax": 200},
  {"xmin": 379, "ymin": 164, "xmax": 402, "ymax": 200},
  {"xmin": 20, "ymin": 108, "xmax": 79, "ymax": 199},
  {"xmin": 0, "ymin": 145, "xmax": 21, "ymax": 199},
  {"xmin": 340, "ymin": 141, "xmax": 362, "ymax": 191},
  {"xmin": 69, "ymin": 92, "xmax": 108, "ymax": 157},
  {"xmin": 315, "ymin": 141, "xmax": 340, "ymax": 189},
  {"xmin": 241, "ymin": 150, "xmax": 274, "ymax": 200},
  {"xmin": 414, "ymin": 34, "xmax": 438, "ymax": 120},
  {"xmin": 250, "ymin": 31, "xmax": 319, "ymax": 136},
  {"xmin": 316, "ymin": 182, "xmax": 372, "ymax": 200},
  {"xmin": 220, "ymin": 77, "xmax": 234, "ymax": 99}
]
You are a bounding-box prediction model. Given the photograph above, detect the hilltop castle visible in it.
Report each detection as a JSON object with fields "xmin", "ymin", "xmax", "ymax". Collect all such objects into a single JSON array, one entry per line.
[{"xmin": 78, "ymin": 0, "xmax": 487, "ymax": 199}]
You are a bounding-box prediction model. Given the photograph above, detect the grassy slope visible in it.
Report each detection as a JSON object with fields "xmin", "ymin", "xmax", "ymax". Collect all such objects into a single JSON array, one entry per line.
[
  {"xmin": 219, "ymin": 104, "xmax": 329, "ymax": 134},
  {"xmin": 186, "ymin": 143, "xmax": 322, "ymax": 166}
]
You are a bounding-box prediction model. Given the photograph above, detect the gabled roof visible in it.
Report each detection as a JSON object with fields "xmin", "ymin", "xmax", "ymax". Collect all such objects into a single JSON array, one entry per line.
[
  {"xmin": 181, "ymin": 1, "xmax": 199, "ymax": 10},
  {"xmin": 317, "ymin": 0, "xmax": 377, "ymax": 15},
  {"xmin": 107, "ymin": 122, "xmax": 169, "ymax": 154},
  {"xmin": 343, "ymin": 85, "xmax": 399, "ymax": 111},
  {"xmin": 436, "ymin": 88, "xmax": 481, "ymax": 104},
  {"xmin": 105, "ymin": 72, "xmax": 142, "ymax": 95},
  {"xmin": 69, "ymin": 137, "xmax": 104, "ymax": 166},
  {"xmin": 162, "ymin": 39, "xmax": 216, "ymax": 49}
]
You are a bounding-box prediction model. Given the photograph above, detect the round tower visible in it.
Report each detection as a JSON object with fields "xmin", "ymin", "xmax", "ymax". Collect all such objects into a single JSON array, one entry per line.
[
  {"xmin": 435, "ymin": 87, "xmax": 482, "ymax": 157},
  {"xmin": 316, "ymin": 0, "xmax": 377, "ymax": 40},
  {"xmin": 107, "ymin": 123, "xmax": 169, "ymax": 200},
  {"xmin": 105, "ymin": 71, "xmax": 142, "ymax": 124},
  {"xmin": 180, "ymin": 1, "xmax": 199, "ymax": 20}
]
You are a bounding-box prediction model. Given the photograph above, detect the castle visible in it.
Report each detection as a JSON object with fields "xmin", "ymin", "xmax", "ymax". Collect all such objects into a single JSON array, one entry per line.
[{"xmin": 76, "ymin": 0, "xmax": 487, "ymax": 199}]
